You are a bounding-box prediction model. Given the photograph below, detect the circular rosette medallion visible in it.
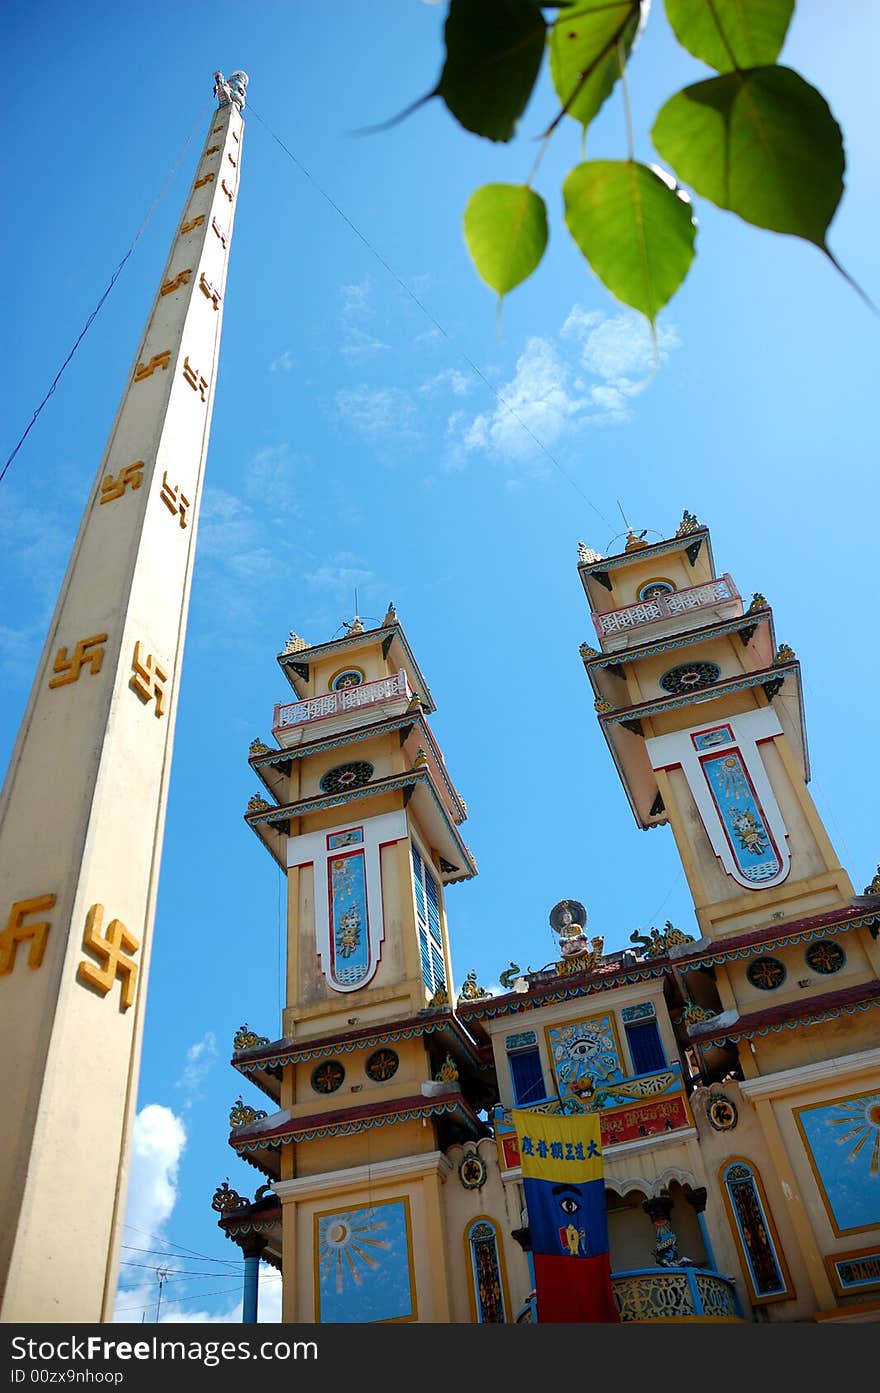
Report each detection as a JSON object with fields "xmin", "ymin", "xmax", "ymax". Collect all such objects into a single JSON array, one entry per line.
[
  {"xmin": 459, "ymin": 1151, "xmax": 488, "ymax": 1191},
  {"xmin": 365, "ymin": 1048, "xmax": 399, "ymax": 1083},
  {"xmin": 805, "ymin": 940, "xmax": 845, "ymax": 975},
  {"xmin": 747, "ymin": 956, "xmax": 786, "ymax": 991},
  {"xmin": 320, "ymin": 761, "xmax": 374, "ymax": 794},
  {"xmin": 311, "ymin": 1059, "xmax": 345, "ymax": 1094},
  {"xmin": 659, "ymin": 661, "xmax": 721, "ymax": 695}
]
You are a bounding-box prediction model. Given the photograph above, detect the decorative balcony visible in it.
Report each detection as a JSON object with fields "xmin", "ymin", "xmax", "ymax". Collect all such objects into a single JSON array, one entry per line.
[
  {"xmin": 514, "ymin": 1269, "xmax": 743, "ymax": 1323},
  {"xmin": 272, "ymin": 669, "xmax": 412, "ymax": 745},
  {"xmin": 612, "ymin": 1267, "xmax": 743, "ymax": 1322},
  {"xmin": 594, "ymin": 574, "xmax": 741, "ymax": 648}
]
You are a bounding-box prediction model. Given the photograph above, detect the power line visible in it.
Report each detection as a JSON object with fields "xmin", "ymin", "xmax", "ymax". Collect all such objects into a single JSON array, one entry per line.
[
  {"xmin": 122, "ymin": 1222, "xmax": 241, "ymax": 1265},
  {"xmin": 121, "ymin": 1244, "xmax": 241, "ymax": 1267},
  {"xmin": 247, "ymin": 102, "xmax": 614, "ymax": 531},
  {"xmin": 1, "ymin": 99, "xmax": 211, "ymax": 487},
  {"xmin": 115, "ymin": 1285, "xmax": 242, "ymax": 1314}
]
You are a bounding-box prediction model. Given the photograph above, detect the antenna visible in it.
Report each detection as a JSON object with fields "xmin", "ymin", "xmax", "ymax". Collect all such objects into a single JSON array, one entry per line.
[
  {"xmin": 354, "ymin": 586, "xmax": 359, "ymax": 619},
  {"xmin": 616, "ymin": 499, "xmax": 631, "ymax": 531}
]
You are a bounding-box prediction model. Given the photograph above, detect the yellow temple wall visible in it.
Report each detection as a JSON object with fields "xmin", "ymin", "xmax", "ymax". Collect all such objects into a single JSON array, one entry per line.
[{"xmin": 442, "ymin": 1138, "xmax": 529, "ymax": 1322}]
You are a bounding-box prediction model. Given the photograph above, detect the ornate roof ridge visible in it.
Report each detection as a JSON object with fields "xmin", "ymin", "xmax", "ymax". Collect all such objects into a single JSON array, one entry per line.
[{"xmin": 686, "ymin": 977, "xmax": 880, "ymax": 1044}]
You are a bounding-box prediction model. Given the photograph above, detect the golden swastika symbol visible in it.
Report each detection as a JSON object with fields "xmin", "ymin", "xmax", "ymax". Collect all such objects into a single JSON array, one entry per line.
[
  {"xmin": 182, "ymin": 355, "xmax": 209, "ymax": 400},
  {"xmin": 212, "ymin": 124, "xmax": 224, "ymax": 135},
  {"xmin": 100, "ymin": 461, "xmax": 144, "ymax": 505},
  {"xmin": 159, "ymin": 470, "xmax": 190, "ymax": 528},
  {"xmin": 205, "ymin": 144, "xmax": 221, "ymax": 156},
  {"xmin": 0, "ymin": 894, "xmax": 56, "ymax": 976},
  {"xmin": 220, "ymin": 178, "xmax": 234, "ymax": 202},
  {"xmin": 160, "ymin": 269, "xmax": 193, "ymax": 297},
  {"xmin": 130, "ymin": 640, "xmax": 168, "ymax": 717},
  {"xmin": 193, "ymin": 172, "xmax": 215, "ymax": 189},
  {"xmin": 227, "ymin": 152, "xmax": 237, "ymax": 168},
  {"xmin": 48, "ymin": 634, "xmax": 108, "ymax": 689},
  {"xmin": 232, "ymin": 128, "xmax": 240, "ymax": 142},
  {"xmin": 199, "ymin": 273, "xmax": 221, "ymax": 310},
  {"xmin": 211, "ymin": 217, "xmax": 228, "ymax": 249},
  {"xmin": 180, "ymin": 215, "xmax": 205, "ymax": 236},
  {"xmin": 77, "ymin": 904, "xmax": 139, "ymax": 1011},
  {"xmin": 133, "ymin": 351, "xmax": 171, "ymax": 382}
]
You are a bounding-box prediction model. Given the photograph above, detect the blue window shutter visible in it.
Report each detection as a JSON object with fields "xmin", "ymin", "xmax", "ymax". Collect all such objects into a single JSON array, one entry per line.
[
  {"xmin": 509, "ymin": 1049, "xmax": 545, "ymax": 1105},
  {"xmin": 625, "ymin": 1019, "xmax": 666, "ymax": 1074}
]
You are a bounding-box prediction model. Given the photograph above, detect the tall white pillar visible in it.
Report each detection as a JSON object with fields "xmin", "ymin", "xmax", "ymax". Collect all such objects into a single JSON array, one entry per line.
[{"xmin": 0, "ymin": 70, "xmax": 248, "ymax": 1322}]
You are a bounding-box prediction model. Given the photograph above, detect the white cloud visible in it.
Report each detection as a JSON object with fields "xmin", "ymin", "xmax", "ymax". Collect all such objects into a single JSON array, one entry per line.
[
  {"xmin": 269, "ymin": 350, "xmax": 294, "ymax": 373},
  {"xmin": 452, "ymin": 306, "xmax": 681, "ymax": 465},
  {"xmin": 176, "ymin": 1031, "xmax": 217, "ymax": 1107},
  {"xmin": 245, "ymin": 443, "xmax": 302, "ymax": 516},
  {"xmin": 459, "ymin": 336, "xmax": 585, "ymax": 462},
  {"xmin": 419, "ymin": 368, "xmax": 472, "ymax": 398},
  {"xmin": 338, "ymin": 275, "xmax": 389, "ymax": 357},
  {"xmin": 123, "ymin": 1104, "xmax": 187, "ymax": 1239},
  {"xmin": 335, "ymin": 385, "xmax": 420, "ymax": 443}
]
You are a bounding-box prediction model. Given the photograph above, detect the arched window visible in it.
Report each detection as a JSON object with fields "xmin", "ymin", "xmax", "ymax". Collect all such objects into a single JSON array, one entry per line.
[
  {"xmin": 720, "ymin": 1159, "xmax": 792, "ymax": 1304},
  {"xmin": 466, "ymin": 1218, "xmax": 509, "ymax": 1323}
]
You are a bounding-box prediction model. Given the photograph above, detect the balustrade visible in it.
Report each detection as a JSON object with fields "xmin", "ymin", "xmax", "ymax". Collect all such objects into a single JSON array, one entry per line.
[
  {"xmin": 594, "ymin": 575, "xmax": 739, "ymax": 640},
  {"xmin": 273, "ymin": 669, "xmax": 410, "ymax": 732}
]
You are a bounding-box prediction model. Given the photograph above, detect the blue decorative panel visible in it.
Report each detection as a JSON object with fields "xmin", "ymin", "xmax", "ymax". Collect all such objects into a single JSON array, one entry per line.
[
  {"xmin": 795, "ymin": 1091, "xmax": 880, "ymax": 1234},
  {"xmin": 546, "ymin": 1014, "xmax": 624, "ymax": 1109},
  {"xmin": 621, "ymin": 1002, "xmax": 655, "ymax": 1024},
  {"xmin": 328, "ymin": 849, "xmax": 370, "ymax": 988},
  {"xmin": 693, "ymin": 726, "xmax": 733, "ymax": 751},
  {"xmin": 700, "ymin": 748, "xmax": 783, "ymax": 885},
  {"xmin": 505, "ymin": 1030, "xmax": 537, "ymax": 1049},
  {"xmin": 316, "ymin": 1199, "xmax": 415, "ymax": 1322},
  {"xmin": 328, "ymin": 827, "xmax": 363, "ymax": 849}
]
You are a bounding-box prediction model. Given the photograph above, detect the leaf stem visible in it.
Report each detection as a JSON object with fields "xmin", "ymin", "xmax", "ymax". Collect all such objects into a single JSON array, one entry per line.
[
  {"xmin": 541, "ymin": 3, "xmax": 639, "ymax": 138},
  {"xmin": 618, "ymin": 38, "xmax": 635, "ymax": 162}
]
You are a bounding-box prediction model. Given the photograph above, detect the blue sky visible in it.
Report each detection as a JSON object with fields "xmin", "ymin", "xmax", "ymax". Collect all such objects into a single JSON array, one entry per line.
[{"xmin": 3, "ymin": 1, "xmax": 878, "ymax": 1322}]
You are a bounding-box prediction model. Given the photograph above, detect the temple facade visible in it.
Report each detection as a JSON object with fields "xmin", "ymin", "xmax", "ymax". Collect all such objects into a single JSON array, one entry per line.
[{"xmin": 214, "ymin": 513, "xmax": 880, "ymax": 1325}]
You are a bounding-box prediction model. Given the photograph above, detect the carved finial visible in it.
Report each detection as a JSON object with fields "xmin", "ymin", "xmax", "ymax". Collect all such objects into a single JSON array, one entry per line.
[
  {"xmin": 247, "ymin": 793, "xmax": 270, "ymax": 813},
  {"xmin": 774, "ymin": 643, "xmax": 796, "ymax": 664},
  {"xmin": 435, "ymin": 1053, "xmax": 459, "ymax": 1083},
  {"xmin": 214, "ymin": 70, "xmax": 248, "ymax": 111},
  {"xmin": 578, "ymin": 541, "xmax": 603, "ymax": 565},
  {"xmin": 348, "ymin": 615, "xmax": 365, "ymax": 634},
  {"xmin": 282, "ymin": 630, "xmax": 309, "ymax": 654},
  {"xmin": 579, "ymin": 641, "xmax": 600, "ymax": 659},
  {"xmin": 426, "ymin": 985, "xmax": 448, "ymax": 1009},
  {"xmin": 211, "ymin": 1179, "xmax": 248, "ymax": 1213},
  {"xmin": 407, "ymin": 692, "xmax": 423, "ymax": 713},
  {"xmin": 249, "ymin": 738, "xmax": 270, "ymax": 757},
  {"xmin": 233, "ymin": 1023, "xmax": 270, "ymax": 1052},
  {"xmin": 864, "ymin": 864, "xmax": 880, "ymax": 896},
  {"xmin": 594, "ymin": 698, "xmax": 614, "ymax": 714},
  {"xmin": 748, "ymin": 593, "xmax": 768, "ymax": 613},
  {"xmin": 413, "ymin": 747, "xmax": 429, "ymax": 767},
  {"xmin": 499, "ymin": 962, "xmax": 523, "ymax": 990},
  {"xmin": 458, "ymin": 969, "xmax": 490, "ymax": 1001},
  {"xmin": 624, "ymin": 529, "xmax": 650, "ymax": 552},
  {"xmin": 675, "ymin": 509, "xmax": 700, "ymax": 537},
  {"xmin": 229, "ymin": 1095, "xmax": 268, "ymax": 1129},
  {"xmin": 678, "ymin": 1002, "xmax": 718, "ymax": 1026},
  {"xmin": 383, "ymin": 601, "xmax": 398, "ymax": 626}
]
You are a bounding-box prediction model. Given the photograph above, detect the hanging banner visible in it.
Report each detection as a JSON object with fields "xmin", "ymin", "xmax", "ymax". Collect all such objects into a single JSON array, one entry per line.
[{"xmin": 510, "ymin": 1109, "xmax": 619, "ymax": 1323}]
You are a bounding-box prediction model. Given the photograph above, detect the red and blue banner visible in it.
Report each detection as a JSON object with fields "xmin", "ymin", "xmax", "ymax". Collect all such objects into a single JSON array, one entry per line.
[{"xmin": 511, "ymin": 1109, "xmax": 619, "ymax": 1323}]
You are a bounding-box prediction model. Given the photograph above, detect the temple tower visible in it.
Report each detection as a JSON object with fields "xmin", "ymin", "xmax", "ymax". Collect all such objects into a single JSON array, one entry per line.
[
  {"xmin": 577, "ymin": 514, "xmax": 880, "ymax": 1320},
  {"xmin": 226, "ymin": 612, "xmax": 495, "ymax": 1322},
  {"xmin": 0, "ymin": 71, "xmax": 247, "ymax": 1321}
]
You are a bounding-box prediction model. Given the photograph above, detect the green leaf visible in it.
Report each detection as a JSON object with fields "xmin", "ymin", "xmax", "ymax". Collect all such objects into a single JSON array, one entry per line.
[
  {"xmin": 651, "ymin": 66, "xmax": 844, "ymax": 246},
  {"xmin": 463, "ymin": 185, "xmax": 548, "ymax": 296},
  {"xmin": 548, "ymin": 2, "xmax": 642, "ymax": 133},
  {"xmin": 437, "ymin": 0, "xmax": 547, "ymax": 143},
  {"xmin": 664, "ymin": 0, "xmax": 794, "ymax": 73},
  {"xmin": 563, "ymin": 161, "xmax": 696, "ymax": 322}
]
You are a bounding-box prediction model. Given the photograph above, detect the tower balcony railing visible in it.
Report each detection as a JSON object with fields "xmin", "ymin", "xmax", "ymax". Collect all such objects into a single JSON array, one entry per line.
[
  {"xmin": 593, "ymin": 574, "xmax": 741, "ymax": 646},
  {"xmin": 515, "ymin": 1268, "xmax": 743, "ymax": 1322},
  {"xmin": 272, "ymin": 668, "xmax": 412, "ymax": 743}
]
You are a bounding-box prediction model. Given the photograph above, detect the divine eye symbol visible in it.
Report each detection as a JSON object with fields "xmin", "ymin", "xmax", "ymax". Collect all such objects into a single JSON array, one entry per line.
[{"xmin": 559, "ymin": 1196, "xmax": 580, "ymax": 1215}]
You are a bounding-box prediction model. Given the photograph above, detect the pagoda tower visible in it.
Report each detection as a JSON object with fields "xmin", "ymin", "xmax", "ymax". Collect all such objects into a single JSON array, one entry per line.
[
  {"xmin": 0, "ymin": 70, "xmax": 248, "ymax": 1321},
  {"xmin": 577, "ymin": 513, "xmax": 880, "ymax": 1319},
  {"xmin": 222, "ymin": 611, "xmax": 496, "ymax": 1322}
]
